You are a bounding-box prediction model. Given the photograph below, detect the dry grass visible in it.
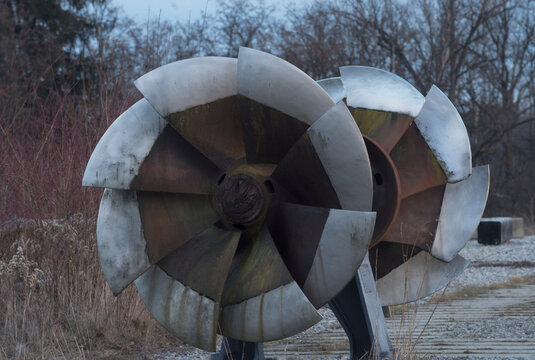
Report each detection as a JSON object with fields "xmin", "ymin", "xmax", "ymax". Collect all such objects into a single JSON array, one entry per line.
[
  {"xmin": 0, "ymin": 217, "xmax": 183, "ymax": 360},
  {"xmin": 0, "ymin": 75, "xmax": 184, "ymax": 359},
  {"xmin": 427, "ymin": 273, "xmax": 535, "ymax": 303}
]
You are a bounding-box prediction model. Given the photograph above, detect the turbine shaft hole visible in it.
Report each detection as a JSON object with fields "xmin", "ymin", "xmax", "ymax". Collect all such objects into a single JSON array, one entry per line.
[
  {"xmin": 375, "ymin": 173, "xmax": 383, "ymax": 186},
  {"xmin": 233, "ymin": 224, "xmax": 246, "ymax": 231},
  {"xmin": 264, "ymin": 180, "xmax": 275, "ymax": 193}
]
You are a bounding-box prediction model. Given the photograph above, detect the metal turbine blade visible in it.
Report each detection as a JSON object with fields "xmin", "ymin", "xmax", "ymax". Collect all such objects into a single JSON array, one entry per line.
[
  {"xmin": 135, "ymin": 266, "xmax": 219, "ymax": 351},
  {"xmin": 96, "ymin": 189, "xmax": 151, "ymax": 295},
  {"xmin": 130, "ymin": 125, "xmax": 220, "ymax": 194},
  {"xmin": 219, "ymin": 226, "xmax": 322, "ymax": 342},
  {"xmin": 307, "ymin": 101, "xmax": 373, "ymax": 211},
  {"xmin": 432, "ymin": 165, "xmax": 490, "ymax": 261},
  {"xmin": 316, "ymin": 77, "xmax": 346, "ymax": 103},
  {"xmin": 82, "ymin": 99, "xmax": 166, "ymax": 189},
  {"xmin": 158, "ymin": 227, "xmax": 241, "ymax": 303},
  {"xmin": 302, "ymin": 208, "xmax": 376, "ymax": 308},
  {"xmin": 137, "ymin": 192, "xmax": 220, "ymax": 263},
  {"xmin": 414, "ymin": 85, "xmax": 472, "ymax": 183},
  {"xmin": 220, "ymin": 281, "xmax": 322, "ymax": 343},
  {"xmin": 134, "ymin": 57, "xmax": 238, "ymax": 117},
  {"xmin": 376, "ymin": 252, "xmax": 469, "ymax": 306},
  {"xmin": 237, "ymin": 47, "xmax": 335, "ymax": 125},
  {"xmin": 339, "ymin": 66, "xmax": 425, "ymax": 117}
]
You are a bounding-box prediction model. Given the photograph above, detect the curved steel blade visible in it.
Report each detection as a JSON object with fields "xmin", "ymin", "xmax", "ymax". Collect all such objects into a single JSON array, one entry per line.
[
  {"xmin": 134, "ymin": 57, "xmax": 238, "ymax": 117},
  {"xmin": 317, "ymin": 77, "xmax": 346, "ymax": 103},
  {"xmin": 432, "ymin": 165, "xmax": 490, "ymax": 261},
  {"xmin": 339, "ymin": 66, "xmax": 424, "ymax": 117},
  {"xmin": 137, "ymin": 191, "xmax": 219, "ymax": 263},
  {"xmin": 302, "ymin": 208, "xmax": 376, "ymax": 308},
  {"xmin": 308, "ymin": 101, "xmax": 373, "ymax": 211},
  {"xmin": 414, "ymin": 85, "xmax": 472, "ymax": 183},
  {"xmin": 237, "ymin": 47, "xmax": 335, "ymax": 125},
  {"xmin": 130, "ymin": 125, "xmax": 220, "ymax": 194},
  {"xmin": 220, "ymin": 225, "xmax": 293, "ymax": 306},
  {"xmin": 158, "ymin": 227, "xmax": 240, "ymax": 302},
  {"xmin": 219, "ymin": 281, "xmax": 322, "ymax": 342},
  {"xmin": 376, "ymin": 252, "xmax": 469, "ymax": 306},
  {"xmin": 97, "ymin": 189, "xmax": 150, "ymax": 296},
  {"xmin": 390, "ymin": 124, "xmax": 447, "ymax": 198},
  {"xmin": 135, "ymin": 266, "xmax": 219, "ymax": 351},
  {"xmin": 82, "ymin": 99, "xmax": 166, "ymax": 189}
]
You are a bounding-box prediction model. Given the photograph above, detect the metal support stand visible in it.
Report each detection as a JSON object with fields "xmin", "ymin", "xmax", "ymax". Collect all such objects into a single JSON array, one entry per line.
[
  {"xmin": 214, "ymin": 254, "xmax": 393, "ymax": 360},
  {"xmin": 211, "ymin": 338, "xmax": 264, "ymax": 360},
  {"xmin": 329, "ymin": 254, "xmax": 394, "ymax": 359}
]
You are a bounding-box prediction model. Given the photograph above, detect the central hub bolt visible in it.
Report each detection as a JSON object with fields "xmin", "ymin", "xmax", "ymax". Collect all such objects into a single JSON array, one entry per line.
[{"xmin": 216, "ymin": 174, "xmax": 265, "ymax": 226}]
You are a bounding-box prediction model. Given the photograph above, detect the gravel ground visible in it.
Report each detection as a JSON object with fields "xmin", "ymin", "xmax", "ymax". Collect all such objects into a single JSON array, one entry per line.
[
  {"xmin": 150, "ymin": 236, "xmax": 535, "ymax": 360},
  {"xmin": 447, "ymin": 236, "xmax": 535, "ymax": 291}
]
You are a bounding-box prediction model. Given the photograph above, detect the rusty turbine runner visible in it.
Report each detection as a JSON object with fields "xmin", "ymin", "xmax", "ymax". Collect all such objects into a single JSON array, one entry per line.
[
  {"xmin": 319, "ymin": 68, "xmax": 490, "ymax": 307},
  {"xmin": 82, "ymin": 48, "xmax": 377, "ymax": 351}
]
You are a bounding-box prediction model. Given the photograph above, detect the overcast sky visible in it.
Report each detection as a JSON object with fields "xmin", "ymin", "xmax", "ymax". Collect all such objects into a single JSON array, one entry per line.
[{"xmin": 112, "ymin": 0, "xmax": 309, "ymax": 23}]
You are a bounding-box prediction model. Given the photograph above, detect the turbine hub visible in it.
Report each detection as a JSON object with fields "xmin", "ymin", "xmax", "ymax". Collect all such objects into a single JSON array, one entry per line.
[{"xmin": 216, "ymin": 174, "xmax": 265, "ymax": 227}]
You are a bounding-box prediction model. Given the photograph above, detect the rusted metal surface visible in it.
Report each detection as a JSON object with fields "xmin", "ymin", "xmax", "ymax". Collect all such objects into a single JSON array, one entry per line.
[
  {"xmin": 166, "ymin": 96, "xmax": 245, "ymax": 170},
  {"xmin": 389, "ymin": 123, "xmax": 447, "ymax": 198},
  {"xmin": 267, "ymin": 201, "xmax": 330, "ymax": 287},
  {"xmin": 221, "ymin": 225, "xmax": 293, "ymax": 306},
  {"xmin": 158, "ymin": 227, "xmax": 240, "ymax": 302},
  {"xmin": 363, "ymin": 136, "xmax": 401, "ymax": 247},
  {"xmin": 369, "ymin": 241, "xmax": 424, "ymax": 280},
  {"xmin": 216, "ymin": 174, "xmax": 265, "ymax": 226},
  {"xmin": 130, "ymin": 125, "xmax": 220, "ymax": 194},
  {"xmin": 380, "ymin": 184, "xmax": 445, "ymax": 252},
  {"xmin": 352, "ymin": 108, "xmax": 414, "ymax": 153},
  {"xmin": 238, "ymin": 95, "xmax": 309, "ymax": 165},
  {"xmin": 137, "ymin": 191, "xmax": 219, "ymax": 263},
  {"xmin": 271, "ymin": 133, "xmax": 341, "ymax": 209}
]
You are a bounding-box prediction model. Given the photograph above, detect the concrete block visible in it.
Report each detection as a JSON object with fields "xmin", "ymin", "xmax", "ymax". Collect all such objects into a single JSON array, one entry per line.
[
  {"xmin": 511, "ymin": 217, "xmax": 524, "ymax": 238},
  {"xmin": 478, "ymin": 217, "xmax": 513, "ymax": 245}
]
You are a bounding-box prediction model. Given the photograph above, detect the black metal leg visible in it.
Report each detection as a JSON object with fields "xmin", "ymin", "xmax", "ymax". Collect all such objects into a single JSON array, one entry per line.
[
  {"xmin": 329, "ymin": 254, "xmax": 394, "ymax": 360},
  {"xmin": 211, "ymin": 338, "xmax": 265, "ymax": 360}
]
